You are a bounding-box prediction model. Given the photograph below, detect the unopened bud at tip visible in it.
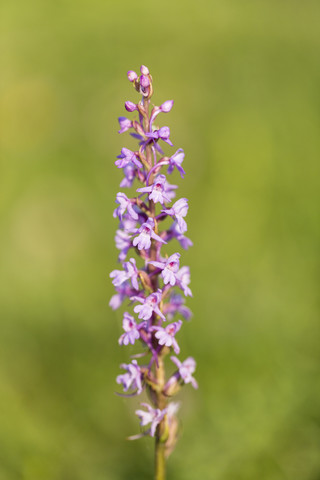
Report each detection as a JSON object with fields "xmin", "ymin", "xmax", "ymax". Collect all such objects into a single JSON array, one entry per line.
[
  {"xmin": 161, "ymin": 100, "xmax": 174, "ymax": 113},
  {"xmin": 140, "ymin": 65, "xmax": 149, "ymax": 75},
  {"xmin": 127, "ymin": 70, "xmax": 138, "ymax": 82},
  {"xmin": 125, "ymin": 101, "xmax": 137, "ymax": 112}
]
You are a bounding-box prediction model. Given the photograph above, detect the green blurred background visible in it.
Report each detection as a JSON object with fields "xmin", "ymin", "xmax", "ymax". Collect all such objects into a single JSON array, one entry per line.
[{"xmin": 1, "ymin": 1, "xmax": 319, "ymax": 479}]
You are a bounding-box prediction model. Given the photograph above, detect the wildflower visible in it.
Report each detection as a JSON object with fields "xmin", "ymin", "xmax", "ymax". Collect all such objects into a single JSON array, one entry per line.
[
  {"xmin": 116, "ymin": 147, "xmax": 142, "ymax": 169},
  {"xmin": 127, "ymin": 70, "xmax": 138, "ymax": 82},
  {"xmin": 137, "ymin": 174, "xmax": 171, "ymax": 204},
  {"xmin": 118, "ymin": 313, "xmax": 140, "ymax": 346},
  {"xmin": 132, "ymin": 217, "xmax": 166, "ymax": 251},
  {"xmin": 116, "ymin": 360, "xmax": 143, "ymax": 394},
  {"xmin": 167, "ymin": 148, "xmax": 186, "ymax": 178},
  {"xmin": 118, "ymin": 117, "xmax": 132, "ymax": 134},
  {"xmin": 110, "ymin": 258, "xmax": 139, "ymax": 291},
  {"xmin": 171, "ymin": 356, "xmax": 198, "ymax": 389},
  {"xmin": 162, "ymin": 198, "xmax": 189, "ymax": 233},
  {"xmin": 133, "ymin": 289, "xmax": 166, "ymax": 321},
  {"xmin": 153, "ymin": 320, "xmax": 182, "ymax": 354},
  {"xmin": 109, "ymin": 282, "xmax": 135, "ymax": 310},
  {"xmin": 115, "ymin": 229, "xmax": 132, "ymax": 261},
  {"xmin": 135, "ymin": 403, "xmax": 167, "ymax": 437},
  {"xmin": 148, "ymin": 253, "xmax": 181, "ymax": 286},
  {"xmin": 176, "ymin": 266, "xmax": 192, "ymax": 297},
  {"xmin": 110, "ymin": 66, "xmax": 196, "ymax": 465},
  {"xmin": 113, "ymin": 192, "xmax": 138, "ymax": 220},
  {"xmin": 146, "ymin": 126, "xmax": 173, "ymax": 146},
  {"xmin": 125, "ymin": 101, "xmax": 138, "ymax": 112},
  {"xmin": 163, "ymin": 293, "xmax": 192, "ymax": 321},
  {"xmin": 120, "ymin": 163, "xmax": 136, "ymax": 188}
]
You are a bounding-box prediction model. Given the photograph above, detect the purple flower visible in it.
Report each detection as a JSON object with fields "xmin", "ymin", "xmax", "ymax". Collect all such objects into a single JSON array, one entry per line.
[
  {"xmin": 176, "ymin": 266, "xmax": 192, "ymax": 297},
  {"xmin": 119, "ymin": 213, "xmax": 141, "ymax": 233},
  {"xmin": 116, "ymin": 148, "xmax": 142, "ymax": 169},
  {"xmin": 110, "ymin": 258, "xmax": 139, "ymax": 291},
  {"xmin": 167, "ymin": 148, "xmax": 186, "ymax": 178},
  {"xmin": 140, "ymin": 65, "xmax": 149, "ymax": 75},
  {"xmin": 167, "ymin": 222, "xmax": 193, "ymax": 249},
  {"xmin": 135, "ymin": 403, "xmax": 166, "ymax": 437},
  {"xmin": 111, "ymin": 66, "xmax": 197, "ymax": 447},
  {"xmin": 132, "ymin": 218, "xmax": 166, "ymax": 251},
  {"xmin": 148, "ymin": 253, "xmax": 181, "ymax": 286},
  {"xmin": 127, "ymin": 70, "xmax": 138, "ymax": 82},
  {"xmin": 113, "ymin": 192, "xmax": 139, "ymax": 220},
  {"xmin": 146, "ymin": 127, "xmax": 173, "ymax": 146},
  {"xmin": 140, "ymin": 75, "xmax": 150, "ymax": 88},
  {"xmin": 118, "ymin": 313, "xmax": 140, "ymax": 346},
  {"xmin": 116, "ymin": 359, "xmax": 143, "ymax": 394},
  {"xmin": 171, "ymin": 356, "xmax": 198, "ymax": 389},
  {"xmin": 125, "ymin": 101, "xmax": 138, "ymax": 112},
  {"xmin": 137, "ymin": 174, "xmax": 171, "ymax": 205},
  {"xmin": 160, "ymin": 100, "xmax": 174, "ymax": 113},
  {"xmin": 133, "ymin": 289, "xmax": 166, "ymax": 321},
  {"xmin": 164, "ymin": 179, "xmax": 178, "ymax": 201},
  {"xmin": 120, "ymin": 163, "xmax": 136, "ymax": 188},
  {"xmin": 118, "ymin": 117, "xmax": 132, "ymax": 134},
  {"xmin": 150, "ymin": 100, "xmax": 174, "ymax": 125},
  {"xmin": 153, "ymin": 320, "xmax": 182, "ymax": 354},
  {"xmin": 109, "ymin": 282, "xmax": 135, "ymax": 310},
  {"xmin": 115, "ymin": 229, "xmax": 132, "ymax": 261},
  {"xmin": 163, "ymin": 293, "xmax": 192, "ymax": 321},
  {"xmin": 162, "ymin": 198, "xmax": 189, "ymax": 234}
]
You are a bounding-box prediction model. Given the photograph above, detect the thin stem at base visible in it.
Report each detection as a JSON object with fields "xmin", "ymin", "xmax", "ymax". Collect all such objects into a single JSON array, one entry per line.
[{"xmin": 155, "ymin": 437, "xmax": 166, "ymax": 480}]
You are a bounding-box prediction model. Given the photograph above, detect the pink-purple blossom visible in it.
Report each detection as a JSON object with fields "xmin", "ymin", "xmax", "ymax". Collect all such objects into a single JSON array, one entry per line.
[
  {"xmin": 118, "ymin": 313, "xmax": 140, "ymax": 346},
  {"xmin": 118, "ymin": 117, "xmax": 132, "ymax": 134},
  {"xmin": 115, "ymin": 229, "xmax": 132, "ymax": 261},
  {"xmin": 163, "ymin": 293, "xmax": 192, "ymax": 321},
  {"xmin": 176, "ymin": 266, "xmax": 192, "ymax": 297},
  {"xmin": 133, "ymin": 289, "xmax": 165, "ymax": 321},
  {"xmin": 120, "ymin": 163, "xmax": 136, "ymax": 188},
  {"xmin": 153, "ymin": 320, "xmax": 182, "ymax": 354},
  {"xmin": 127, "ymin": 70, "xmax": 138, "ymax": 82},
  {"xmin": 171, "ymin": 356, "xmax": 198, "ymax": 389},
  {"xmin": 116, "ymin": 148, "xmax": 142, "ymax": 169},
  {"xmin": 135, "ymin": 403, "xmax": 167, "ymax": 437},
  {"xmin": 137, "ymin": 174, "xmax": 171, "ymax": 205},
  {"xmin": 146, "ymin": 126, "xmax": 173, "ymax": 146},
  {"xmin": 113, "ymin": 192, "xmax": 139, "ymax": 220},
  {"xmin": 125, "ymin": 101, "xmax": 138, "ymax": 112},
  {"xmin": 110, "ymin": 65, "xmax": 196, "ymax": 452},
  {"xmin": 132, "ymin": 217, "xmax": 166, "ymax": 251},
  {"xmin": 162, "ymin": 198, "xmax": 189, "ymax": 234},
  {"xmin": 148, "ymin": 253, "xmax": 181, "ymax": 286},
  {"xmin": 116, "ymin": 360, "xmax": 143, "ymax": 394},
  {"xmin": 167, "ymin": 148, "xmax": 186, "ymax": 178},
  {"xmin": 110, "ymin": 258, "xmax": 139, "ymax": 291},
  {"xmin": 109, "ymin": 281, "xmax": 135, "ymax": 310}
]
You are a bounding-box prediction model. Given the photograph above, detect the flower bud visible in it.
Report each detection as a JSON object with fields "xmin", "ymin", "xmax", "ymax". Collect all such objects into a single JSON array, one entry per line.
[
  {"xmin": 132, "ymin": 120, "xmax": 145, "ymax": 137},
  {"xmin": 118, "ymin": 117, "xmax": 132, "ymax": 134},
  {"xmin": 127, "ymin": 70, "xmax": 138, "ymax": 82},
  {"xmin": 125, "ymin": 101, "xmax": 137, "ymax": 112},
  {"xmin": 140, "ymin": 65, "xmax": 149, "ymax": 75},
  {"xmin": 140, "ymin": 75, "xmax": 150, "ymax": 88},
  {"xmin": 163, "ymin": 374, "xmax": 181, "ymax": 397},
  {"xmin": 160, "ymin": 100, "xmax": 174, "ymax": 113}
]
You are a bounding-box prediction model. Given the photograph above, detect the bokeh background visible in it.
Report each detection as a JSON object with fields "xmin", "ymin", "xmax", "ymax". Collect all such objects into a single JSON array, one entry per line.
[{"xmin": 1, "ymin": 1, "xmax": 320, "ymax": 479}]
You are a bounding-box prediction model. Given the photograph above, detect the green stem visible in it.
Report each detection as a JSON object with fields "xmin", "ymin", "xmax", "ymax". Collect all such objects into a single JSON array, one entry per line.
[{"xmin": 155, "ymin": 436, "xmax": 166, "ymax": 480}]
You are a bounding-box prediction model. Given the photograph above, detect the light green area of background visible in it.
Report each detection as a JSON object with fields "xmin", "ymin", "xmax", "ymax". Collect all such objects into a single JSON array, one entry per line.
[{"xmin": 1, "ymin": 1, "xmax": 319, "ymax": 479}]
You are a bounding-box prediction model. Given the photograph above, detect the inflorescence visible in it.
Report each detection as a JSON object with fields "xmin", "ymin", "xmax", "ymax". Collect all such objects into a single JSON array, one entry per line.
[{"xmin": 110, "ymin": 65, "xmax": 197, "ymax": 455}]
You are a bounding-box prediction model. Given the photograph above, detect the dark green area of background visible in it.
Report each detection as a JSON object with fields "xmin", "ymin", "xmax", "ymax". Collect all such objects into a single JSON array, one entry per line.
[{"xmin": 1, "ymin": 1, "xmax": 319, "ymax": 479}]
